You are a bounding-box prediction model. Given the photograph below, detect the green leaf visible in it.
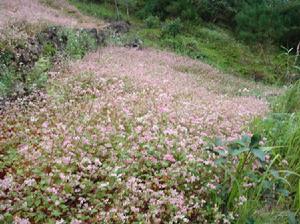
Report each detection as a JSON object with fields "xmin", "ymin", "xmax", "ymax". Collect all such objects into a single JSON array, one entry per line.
[
  {"xmin": 241, "ymin": 135, "xmax": 251, "ymax": 144},
  {"xmin": 4, "ymin": 213, "xmax": 13, "ymax": 223},
  {"xmin": 35, "ymin": 199, "xmax": 41, "ymax": 207},
  {"xmin": 230, "ymin": 147, "xmax": 249, "ymax": 156},
  {"xmin": 251, "ymin": 148, "xmax": 265, "ymax": 161},
  {"xmin": 51, "ymin": 210, "xmax": 62, "ymax": 217},
  {"xmin": 277, "ymin": 188, "xmax": 289, "ymax": 197}
]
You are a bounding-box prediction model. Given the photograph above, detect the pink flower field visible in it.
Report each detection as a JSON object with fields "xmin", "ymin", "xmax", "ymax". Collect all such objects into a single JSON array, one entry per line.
[
  {"xmin": 0, "ymin": 0, "xmax": 280, "ymax": 223},
  {"xmin": 0, "ymin": 46, "xmax": 272, "ymax": 223}
]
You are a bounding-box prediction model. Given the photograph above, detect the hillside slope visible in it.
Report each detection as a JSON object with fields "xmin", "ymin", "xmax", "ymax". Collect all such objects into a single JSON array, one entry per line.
[{"xmin": 0, "ymin": 0, "xmax": 283, "ymax": 223}]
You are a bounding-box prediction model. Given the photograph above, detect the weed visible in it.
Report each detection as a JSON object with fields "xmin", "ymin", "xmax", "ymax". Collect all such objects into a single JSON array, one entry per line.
[
  {"xmin": 0, "ymin": 65, "xmax": 18, "ymax": 97},
  {"xmin": 59, "ymin": 28, "xmax": 97, "ymax": 59},
  {"xmin": 42, "ymin": 42, "xmax": 57, "ymax": 57},
  {"xmin": 251, "ymin": 81, "xmax": 300, "ymax": 215},
  {"xmin": 26, "ymin": 57, "xmax": 51, "ymax": 90}
]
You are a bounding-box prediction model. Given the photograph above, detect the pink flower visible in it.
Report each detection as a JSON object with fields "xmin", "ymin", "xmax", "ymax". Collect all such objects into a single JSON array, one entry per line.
[
  {"xmin": 14, "ymin": 217, "xmax": 31, "ymax": 224},
  {"xmin": 62, "ymin": 156, "xmax": 71, "ymax": 165},
  {"xmin": 150, "ymin": 157, "xmax": 158, "ymax": 163},
  {"xmin": 82, "ymin": 137, "xmax": 90, "ymax": 145},
  {"xmin": 163, "ymin": 154, "xmax": 176, "ymax": 163},
  {"xmin": 19, "ymin": 144, "xmax": 29, "ymax": 154},
  {"xmin": 42, "ymin": 121, "xmax": 49, "ymax": 128},
  {"xmin": 71, "ymin": 219, "xmax": 82, "ymax": 224}
]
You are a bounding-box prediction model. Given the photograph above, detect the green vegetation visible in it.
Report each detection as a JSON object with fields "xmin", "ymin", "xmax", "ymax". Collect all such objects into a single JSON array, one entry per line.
[
  {"xmin": 69, "ymin": 0, "xmax": 299, "ymax": 84},
  {"xmin": 0, "ymin": 65, "xmax": 17, "ymax": 97},
  {"xmin": 75, "ymin": 0, "xmax": 300, "ymax": 49},
  {"xmin": 0, "ymin": 26, "xmax": 99, "ymax": 98},
  {"xmin": 144, "ymin": 15, "xmax": 160, "ymax": 28},
  {"xmin": 137, "ymin": 25, "xmax": 286, "ymax": 83},
  {"xmin": 1, "ymin": 0, "xmax": 299, "ymax": 223},
  {"xmin": 206, "ymin": 134, "xmax": 299, "ymax": 223},
  {"xmin": 59, "ymin": 28, "xmax": 98, "ymax": 59},
  {"xmin": 251, "ymin": 81, "xmax": 300, "ymax": 218},
  {"xmin": 26, "ymin": 57, "xmax": 51, "ymax": 91},
  {"xmin": 69, "ymin": 0, "xmax": 129, "ymax": 21}
]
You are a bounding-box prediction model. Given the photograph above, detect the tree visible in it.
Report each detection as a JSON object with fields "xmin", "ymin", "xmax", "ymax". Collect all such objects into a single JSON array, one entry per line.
[{"xmin": 235, "ymin": 0, "xmax": 283, "ymax": 44}]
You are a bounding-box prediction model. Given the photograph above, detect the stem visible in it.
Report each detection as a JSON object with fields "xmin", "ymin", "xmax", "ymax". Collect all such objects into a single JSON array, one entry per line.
[
  {"xmin": 294, "ymin": 41, "xmax": 300, "ymax": 66},
  {"xmin": 126, "ymin": 0, "xmax": 129, "ymax": 16},
  {"xmin": 237, "ymin": 150, "xmax": 251, "ymax": 176},
  {"xmin": 114, "ymin": 0, "xmax": 120, "ymax": 20},
  {"xmin": 255, "ymin": 154, "xmax": 280, "ymax": 200}
]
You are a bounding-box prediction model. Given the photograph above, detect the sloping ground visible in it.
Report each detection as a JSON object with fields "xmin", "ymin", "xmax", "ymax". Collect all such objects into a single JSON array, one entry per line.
[
  {"xmin": 0, "ymin": 0, "xmax": 105, "ymax": 30},
  {"xmin": 0, "ymin": 0, "xmax": 278, "ymax": 223},
  {"xmin": 69, "ymin": 47, "xmax": 268, "ymax": 139}
]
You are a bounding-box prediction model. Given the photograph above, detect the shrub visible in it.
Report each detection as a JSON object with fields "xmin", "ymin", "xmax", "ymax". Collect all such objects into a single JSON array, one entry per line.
[
  {"xmin": 59, "ymin": 29, "xmax": 97, "ymax": 59},
  {"xmin": 162, "ymin": 18, "xmax": 182, "ymax": 38},
  {"xmin": 144, "ymin": 15, "xmax": 160, "ymax": 28},
  {"xmin": 161, "ymin": 36, "xmax": 204, "ymax": 59}
]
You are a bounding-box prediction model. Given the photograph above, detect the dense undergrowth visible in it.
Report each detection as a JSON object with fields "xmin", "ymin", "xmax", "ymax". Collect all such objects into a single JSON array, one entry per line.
[
  {"xmin": 68, "ymin": 0, "xmax": 299, "ymax": 85},
  {"xmin": 252, "ymin": 81, "xmax": 300, "ymax": 216},
  {"xmin": 0, "ymin": 25, "xmax": 98, "ymax": 99}
]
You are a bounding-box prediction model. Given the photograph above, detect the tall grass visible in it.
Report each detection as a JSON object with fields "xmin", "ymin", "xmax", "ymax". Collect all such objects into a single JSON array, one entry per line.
[
  {"xmin": 252, "ymin": 81, "xmax": 300, "ymax": 213},
  {"xmin": 273, "ymin": 81, "xmax": 300, "ymax": 113}
]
